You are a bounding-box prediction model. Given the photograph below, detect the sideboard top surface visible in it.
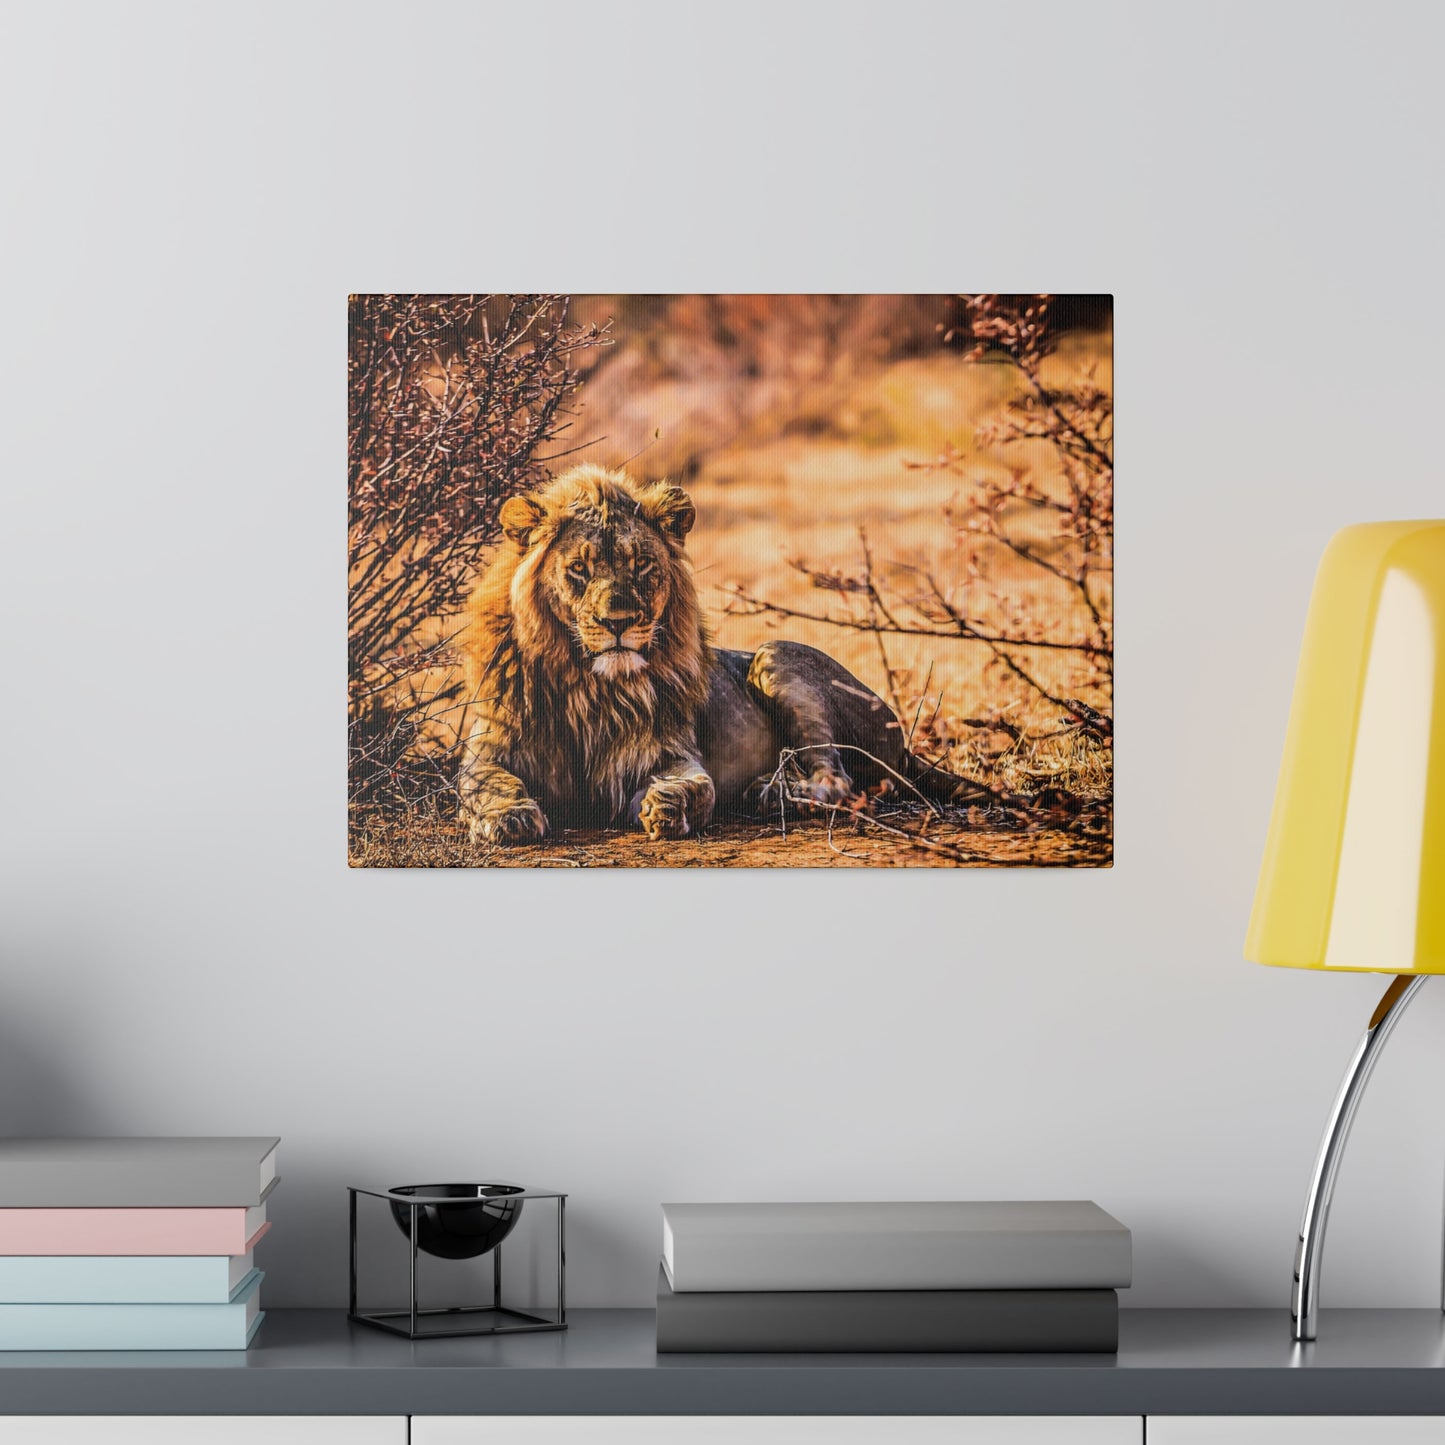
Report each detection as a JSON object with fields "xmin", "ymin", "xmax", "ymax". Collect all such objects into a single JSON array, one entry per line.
[{"xmin": 0, "ymin": 1308, "xmax": 1442, "ymax": 1415}]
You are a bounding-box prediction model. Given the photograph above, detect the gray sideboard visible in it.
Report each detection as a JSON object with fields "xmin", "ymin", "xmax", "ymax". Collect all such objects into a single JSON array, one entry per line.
[{"xmin": 0, "ymin": 1309, "xmax": 1442, "ymax": 1417}]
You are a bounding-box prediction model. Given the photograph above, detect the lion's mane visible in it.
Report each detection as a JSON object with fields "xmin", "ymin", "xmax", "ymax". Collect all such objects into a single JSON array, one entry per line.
[{"xmin": 458, "ymin": 465, "xmax": 713, "ymax": 823}]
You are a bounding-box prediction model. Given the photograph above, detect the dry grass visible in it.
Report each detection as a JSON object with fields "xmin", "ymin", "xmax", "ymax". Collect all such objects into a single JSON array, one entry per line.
[{"xmin": 947, "ymin": 723, "xmax": 1112, "ymax": 801}]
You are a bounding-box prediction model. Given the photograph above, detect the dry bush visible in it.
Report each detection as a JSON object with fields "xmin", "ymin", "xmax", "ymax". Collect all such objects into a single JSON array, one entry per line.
[{"xmin": 348, "ymin": 294, "xmax": 608, "ymax": 816}]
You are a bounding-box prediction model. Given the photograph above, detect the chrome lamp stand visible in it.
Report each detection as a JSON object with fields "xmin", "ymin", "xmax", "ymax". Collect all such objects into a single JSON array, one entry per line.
[{"xmin": 1291, "ymin": 974, "xmax": 1428, "ymax": 1342}]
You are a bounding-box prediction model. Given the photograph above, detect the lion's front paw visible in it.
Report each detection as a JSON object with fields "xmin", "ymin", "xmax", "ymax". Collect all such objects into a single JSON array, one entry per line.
[
  {"xmin": 637, "ymin": 781, "xmax": 694, "ymax": 840},
  {"xmin": 470, "ymin": 799, "xmax": 548, "ymax": 845},
  {"xmin": 635, "ymin": 776, "xmax": 714, "ymax": 841}
]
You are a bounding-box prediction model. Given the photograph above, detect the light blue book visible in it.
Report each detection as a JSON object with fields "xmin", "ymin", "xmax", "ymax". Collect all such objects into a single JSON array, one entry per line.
[
  {"xmin": 0, "ymin": 1251, "xmax": 257, "ymax": 1304},
  {"xmin": 0, "ymin": 1271, "xmax": 262, "ymax": 1349}
]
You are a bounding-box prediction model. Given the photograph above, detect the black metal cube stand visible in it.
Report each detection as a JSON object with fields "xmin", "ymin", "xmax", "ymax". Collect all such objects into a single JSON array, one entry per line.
[{"xmin": 348, "ymin": 1184, "xmax": 567, "ymax": 1340}]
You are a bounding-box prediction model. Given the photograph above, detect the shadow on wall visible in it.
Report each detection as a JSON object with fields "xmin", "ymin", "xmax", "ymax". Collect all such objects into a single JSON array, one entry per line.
[
  {"xmin": 0, "ymin": 995, "xmax": 121, "ymax": 1136},
  {"xmin": 1134, "ymin": 1215, "xmax": 1288, "ymax": 1309},
  {"xmin": 560, "ymin": 1198, "xmax": 645, "ymax": 1310}
]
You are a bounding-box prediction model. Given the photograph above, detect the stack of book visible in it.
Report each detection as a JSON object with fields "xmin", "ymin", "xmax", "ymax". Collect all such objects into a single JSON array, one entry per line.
[
  {"xmin": 0, "ymin": 1137, "xmax": 278, "ymax": 1350},
  {"xmin": 657, "ymin": 1200, "xmax": 1131, "ymax": 1352}
]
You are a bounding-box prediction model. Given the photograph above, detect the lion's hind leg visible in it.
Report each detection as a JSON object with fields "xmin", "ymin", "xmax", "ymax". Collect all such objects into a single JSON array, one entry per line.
[{"xmin": 745, "ymin": 640, "xmax": 907, "ymax": 807}]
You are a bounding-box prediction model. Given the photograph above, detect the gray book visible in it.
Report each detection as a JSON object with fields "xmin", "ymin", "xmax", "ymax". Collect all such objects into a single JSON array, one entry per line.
[
  {"xmin": 0, "ymin": 1138, "xmax": 280, "ymax": 1207},
  {"xmin": 661, "ymin": 1201, "xmax": 1131, "ymax": 1293},
  {"xmin": 656, "ymin": 1266, "xmax": 1118, "ymax": 1353}
]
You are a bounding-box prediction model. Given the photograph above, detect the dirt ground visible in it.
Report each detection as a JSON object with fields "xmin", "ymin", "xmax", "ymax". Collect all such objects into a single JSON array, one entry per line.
[{"xmin": 348, "ymin": 807, "xmax": 1112, "ymax": 870}]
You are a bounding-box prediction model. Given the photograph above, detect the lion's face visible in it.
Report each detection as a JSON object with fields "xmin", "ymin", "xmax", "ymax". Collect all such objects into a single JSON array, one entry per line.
[
  {"xmin": 498, "ymin": 469, "xmax": 698, "ymax": 682},
  {"xmin": 542, "ymin": 511, "xmax": 675, "ymax": 677}
]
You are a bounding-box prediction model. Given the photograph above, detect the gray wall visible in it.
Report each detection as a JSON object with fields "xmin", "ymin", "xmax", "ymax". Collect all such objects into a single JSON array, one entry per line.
[{"xmin": 3, "ymin": 0, "xmax": 1444, "ymax": 1309}]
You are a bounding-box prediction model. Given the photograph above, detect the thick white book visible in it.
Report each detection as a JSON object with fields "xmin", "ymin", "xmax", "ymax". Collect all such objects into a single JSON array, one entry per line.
[{"xmin": 661, "ymin": 1201, "xmax": 1132, "ymax": 1292}]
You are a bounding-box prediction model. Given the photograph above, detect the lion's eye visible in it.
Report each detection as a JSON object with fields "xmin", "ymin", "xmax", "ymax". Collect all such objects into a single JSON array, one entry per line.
[
  {"xmin": 566, "ymin": 563, "xmax": 590, "ymax": 586},
  {"xmin": 635, "ymin": 559, "xmax": 655, "ymax": 579}
]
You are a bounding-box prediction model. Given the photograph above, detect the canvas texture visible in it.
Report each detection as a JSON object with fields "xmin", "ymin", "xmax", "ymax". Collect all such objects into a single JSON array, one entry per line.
[{"xmin": 347, "ymin": 294, "xmax": 1113, "ymax": 868}]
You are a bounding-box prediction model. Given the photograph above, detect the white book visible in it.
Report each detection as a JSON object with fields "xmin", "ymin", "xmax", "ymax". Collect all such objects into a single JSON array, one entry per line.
[{"xmin": 661, "ymin": 1201, "xmax": 1132, "ymax": 1292}]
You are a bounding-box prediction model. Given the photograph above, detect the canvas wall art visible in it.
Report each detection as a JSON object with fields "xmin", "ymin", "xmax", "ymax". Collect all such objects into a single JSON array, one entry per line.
[{"xmin": 348, "ymin": 294, "xmax": 1113, "ymax": 868}]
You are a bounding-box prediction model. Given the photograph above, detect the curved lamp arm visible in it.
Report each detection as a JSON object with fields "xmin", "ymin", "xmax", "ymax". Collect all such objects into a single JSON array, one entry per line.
[{"xmin": 1292, "ymin": 973, "xmax": 1427, "ymax": 1342}]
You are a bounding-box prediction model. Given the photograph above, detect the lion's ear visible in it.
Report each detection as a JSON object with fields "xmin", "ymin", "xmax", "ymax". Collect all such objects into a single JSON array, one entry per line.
[
  {"xmin": 499, "ymin": 495, "xmax": 547, "ymax": 549},
  {"xmin": 640, "ymin": 484, "xmax": 696, "ymax": 543}
]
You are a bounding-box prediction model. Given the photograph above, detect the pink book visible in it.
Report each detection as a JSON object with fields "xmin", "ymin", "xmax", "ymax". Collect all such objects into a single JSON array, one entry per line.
[{"xmin": 0, "ymin": 1206, "xmax": 269, "ymax": 1256}]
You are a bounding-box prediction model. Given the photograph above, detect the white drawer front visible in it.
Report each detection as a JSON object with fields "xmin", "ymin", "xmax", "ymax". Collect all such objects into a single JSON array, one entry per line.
[
  {"xmin": 1149, "ymin": 1421, "xmax": 1445, "ymax": 1444},
  {"xmin": 0, "ymin": 1419, "xmax": 406, "ymax": 1444},
  {"xmin": 413, "ymin": 1418, "xmax": 1141, "ymax": 1445}
]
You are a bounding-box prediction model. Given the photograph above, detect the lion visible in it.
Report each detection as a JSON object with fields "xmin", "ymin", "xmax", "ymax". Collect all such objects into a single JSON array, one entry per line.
[{"xmin": 456, "ymin": 463, "xmax": 985, "ymax": 843}]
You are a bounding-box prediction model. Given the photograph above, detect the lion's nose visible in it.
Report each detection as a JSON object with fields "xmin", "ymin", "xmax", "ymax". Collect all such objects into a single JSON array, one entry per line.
[{"xmin": 602, "ymin": 613, "xmax": 639, "ymax": 639}]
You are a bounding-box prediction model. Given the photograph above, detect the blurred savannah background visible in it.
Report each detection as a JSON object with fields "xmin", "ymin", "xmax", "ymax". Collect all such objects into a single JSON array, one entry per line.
[{"xmin": 348, "ymin": 294, "xmax": 1113, "ymax": 868}]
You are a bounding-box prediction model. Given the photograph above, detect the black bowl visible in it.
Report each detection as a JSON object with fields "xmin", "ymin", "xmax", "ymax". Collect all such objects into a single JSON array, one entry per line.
[{"xmin": 388, "ymin": 1183, "xmax": 525, "ymax": 1260}]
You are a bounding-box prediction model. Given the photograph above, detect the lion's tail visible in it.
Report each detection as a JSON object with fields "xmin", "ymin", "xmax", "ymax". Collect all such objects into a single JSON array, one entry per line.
[{"xmin": 901, "ymin": 752, "xmax": 1006, "ymax": 810}]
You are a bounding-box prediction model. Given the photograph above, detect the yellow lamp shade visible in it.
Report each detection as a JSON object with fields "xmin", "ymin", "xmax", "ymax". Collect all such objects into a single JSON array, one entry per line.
[{"xmin": 1246, "ymin": 520, "xmax": 1445, "ymax": 974}]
